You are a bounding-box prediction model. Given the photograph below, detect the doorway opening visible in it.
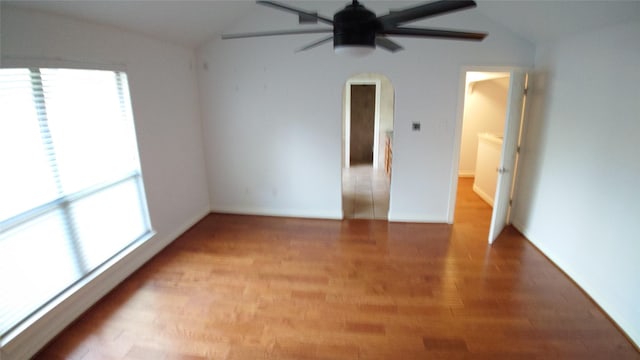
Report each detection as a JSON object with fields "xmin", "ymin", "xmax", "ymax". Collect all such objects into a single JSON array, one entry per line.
[
  {"xmin": 450, "ymin": 69, "xmax": 528, "ymax": 243},
  {"xmin": 342, "ymin": 73, "xmax": 394, "ymax": 220}
]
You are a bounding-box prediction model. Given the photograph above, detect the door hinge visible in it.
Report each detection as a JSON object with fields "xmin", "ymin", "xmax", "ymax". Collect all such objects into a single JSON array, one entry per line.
[
  {"xmin": 523, "ymin": 87, "xmax": 529, "ymax": 95},
  {"xmin": 517, "ymin": 145, "xmax": 521, "ymax": 153},
  {"xmin": 509, "ymin": 199, "xmax": 513, "ymax": 206}
]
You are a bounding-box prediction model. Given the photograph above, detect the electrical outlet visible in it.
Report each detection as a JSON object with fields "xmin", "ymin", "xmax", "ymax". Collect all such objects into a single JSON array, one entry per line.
[{"xmin": 412, "ymin": 122, "xmax": 421, "ymax": 131}]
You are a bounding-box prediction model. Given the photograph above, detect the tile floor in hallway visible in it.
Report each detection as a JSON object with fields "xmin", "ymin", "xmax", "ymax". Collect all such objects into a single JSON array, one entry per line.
[{"xmin": 342, "ymin": 164, "xmax": 390, "ymax": 219}]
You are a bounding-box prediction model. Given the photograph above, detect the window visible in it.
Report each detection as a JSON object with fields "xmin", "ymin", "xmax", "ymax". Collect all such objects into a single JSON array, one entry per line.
[{"xmin": 0, "ymin": 68, "xmax": 152, "ymax": 339}]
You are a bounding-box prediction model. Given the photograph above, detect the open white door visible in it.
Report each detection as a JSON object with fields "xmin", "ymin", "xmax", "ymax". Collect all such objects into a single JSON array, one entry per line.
[{"xmin": 488, "ymin": 71, "xmax": 527, "ymax": 244}]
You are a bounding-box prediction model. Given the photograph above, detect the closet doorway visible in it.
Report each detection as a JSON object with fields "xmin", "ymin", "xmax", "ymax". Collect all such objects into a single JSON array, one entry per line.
[{"xmin": 450, "ymin": 69, "xmax": 528, "ymax": 243}]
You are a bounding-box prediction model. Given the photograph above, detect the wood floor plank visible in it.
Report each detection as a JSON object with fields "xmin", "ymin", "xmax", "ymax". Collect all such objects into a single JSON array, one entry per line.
[{"xmin": 34, "ymin": 178, "xmax": 639, "ymax": 359}]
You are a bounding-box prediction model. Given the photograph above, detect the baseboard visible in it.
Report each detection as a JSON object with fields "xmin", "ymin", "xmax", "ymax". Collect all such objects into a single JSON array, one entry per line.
[
  {"xmin": 387, "ymin": 211, "xmax": 447, "ymax": 223},
  {"xmin": 511, "ymin": 221, "xmax": 639, "ymax": 351},
  {"xmin": 458, "ymin": 171, "xmax": 475, "ymax": 178},
  {"xmin": 0, "ymin": 208, "xmax": 209, "ymax": 360},
  {"xmin": 210, "ymin": 206, "xmax": 343, "ymax": 220},
  {"xmin": 472, "ymin": 183, "xmax": 494, "ymax": 207}
]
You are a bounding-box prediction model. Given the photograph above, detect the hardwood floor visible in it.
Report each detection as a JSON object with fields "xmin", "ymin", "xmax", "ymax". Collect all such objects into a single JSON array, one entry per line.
[{"xmin": 36, "ymin": 179, "xmax": 639, "ymax": 359}]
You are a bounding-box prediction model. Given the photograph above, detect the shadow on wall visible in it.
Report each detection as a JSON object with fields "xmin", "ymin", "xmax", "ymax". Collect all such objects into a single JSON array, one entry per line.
[{"xmin": 512, "ymin": 70, "xmax": 553, "ymax": 224}]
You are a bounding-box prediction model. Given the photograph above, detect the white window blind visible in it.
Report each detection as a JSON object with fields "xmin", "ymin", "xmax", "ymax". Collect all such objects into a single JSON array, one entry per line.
[{"xmin": 0, "ymin": 68, "xmax": 152, "ymax": 339}]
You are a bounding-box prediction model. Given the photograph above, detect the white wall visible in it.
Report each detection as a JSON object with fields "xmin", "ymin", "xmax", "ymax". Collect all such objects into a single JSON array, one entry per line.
[
  {"xmin": 512, "ymin": 20, "xmax": 640, "ymax": 346},
  {"xmin": 1, "ymin": 6, "xmax": 210, "ymax": 358},
  {"xmin": 459, "ymin": 77, "xmax": 509, "ymax": 176},
  {"xmin": 197, "ymin": 1, "xmax": 534, "ymax": 222}
]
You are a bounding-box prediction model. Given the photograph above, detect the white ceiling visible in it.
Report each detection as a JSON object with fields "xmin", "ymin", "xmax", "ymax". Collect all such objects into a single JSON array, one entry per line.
[
  {"xmin": 466, "ymin": 71, "xmax": 509, "ymax": 84},
  {"xmin": 4, "ymin": 0, "xmax": 640, "ymax": 48},
  {"xmin": 477, "ymin": 0, "xmax": 640, "ymax": 44},
  {"xmin": 4, "ymin": 0, "xmax": 255, "ymax": 48}
]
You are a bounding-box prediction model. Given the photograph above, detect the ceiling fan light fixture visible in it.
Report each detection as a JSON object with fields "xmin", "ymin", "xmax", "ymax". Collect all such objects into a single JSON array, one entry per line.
[
  {"xmin": 334, "ymin": 44, "xmax": 375, "ymax": 57},
  {"xmin": 223, "ymin": 1, "xmax": 487, "ymax": 54},
  {"xmin": 332, "ymin": 0, "xmax": 377, "ymax": 56}
]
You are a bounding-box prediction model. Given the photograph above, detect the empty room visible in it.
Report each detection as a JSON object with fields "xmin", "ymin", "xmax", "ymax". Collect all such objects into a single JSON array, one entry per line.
[{"xmin": 1, "ymin": 1, "xmax": 638, "ymax": 359}]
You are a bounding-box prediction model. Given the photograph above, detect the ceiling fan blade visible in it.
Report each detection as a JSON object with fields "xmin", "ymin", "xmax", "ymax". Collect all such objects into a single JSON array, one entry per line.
[
  {"xmin": 375, "ymin": 37, "xmax": 404, "ymax": 53},
  {"xmin": 257, "ymin": 1, "xmax": 333, "ymax": 26},
  {"xmin": 296, "ymin": 36, "xmax": 334, "ymax": 52},
  {"xmin": 222, "ymin": 28, "xmax": 332, "ymax": 40},
  {"xmin": 382, "ymin": 27, "xmax": 487, "ymax": 41},
  {"xmin": 378, "ymin": 0, "xmax": 477, "ymax": 28}
]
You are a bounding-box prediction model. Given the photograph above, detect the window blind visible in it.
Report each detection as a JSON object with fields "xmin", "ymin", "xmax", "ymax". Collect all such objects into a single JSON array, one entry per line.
[{"xmin": 0, "ymin": 68, "xmax": 152, "ymax": 339}]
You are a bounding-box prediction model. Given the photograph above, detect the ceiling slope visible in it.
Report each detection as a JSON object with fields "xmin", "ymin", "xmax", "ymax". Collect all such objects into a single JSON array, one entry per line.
[{"xmin": 3, "ymin": 1, "xmax": 639, "ymax": 48}]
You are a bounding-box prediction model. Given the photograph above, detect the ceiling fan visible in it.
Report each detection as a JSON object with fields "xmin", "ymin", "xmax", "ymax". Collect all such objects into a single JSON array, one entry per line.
[{"xmin": 221, "ymin": 0, "xmax": 487, "ymax": 55}]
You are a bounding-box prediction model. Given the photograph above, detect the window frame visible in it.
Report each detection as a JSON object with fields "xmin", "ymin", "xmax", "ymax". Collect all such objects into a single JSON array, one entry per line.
[{"xmin": 0, "ymin": 65, "xmax": 154, "ymax": 342}]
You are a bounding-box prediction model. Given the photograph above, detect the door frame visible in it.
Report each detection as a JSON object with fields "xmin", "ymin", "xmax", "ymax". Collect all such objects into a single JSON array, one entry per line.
[
  {"xmin": 447, "ymin": 66, "xmax": 529, "ymax": 229},
  {"xmin": 344, "ymin": 79, "xmax": 381, "ymax": 168}
]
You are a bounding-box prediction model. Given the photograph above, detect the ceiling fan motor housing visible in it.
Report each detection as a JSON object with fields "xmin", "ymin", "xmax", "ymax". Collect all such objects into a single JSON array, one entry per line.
[
  {"xmin": 333, "ymin": 1, "xmax": 378, "ymax": 48},
  {"xmin": 223, "ymin": 1, "xmax": 486, "ymax": 53}
]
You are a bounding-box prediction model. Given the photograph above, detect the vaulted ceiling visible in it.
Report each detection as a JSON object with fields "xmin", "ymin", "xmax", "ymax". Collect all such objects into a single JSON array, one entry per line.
[{"xmin": 4, "ymin": 0, "xmax": 640, "ymax": 48}]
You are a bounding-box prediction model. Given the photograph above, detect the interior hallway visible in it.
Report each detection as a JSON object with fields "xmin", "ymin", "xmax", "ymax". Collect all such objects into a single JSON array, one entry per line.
[{"xmin": 342, "ymin": 164, "xmax": 390, "ymax": 219}]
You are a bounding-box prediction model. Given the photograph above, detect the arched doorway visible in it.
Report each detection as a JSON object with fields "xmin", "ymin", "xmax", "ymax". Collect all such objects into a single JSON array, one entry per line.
[{"xmin": 342, "ymin": 73, "xmax": 395, "ymax": 219}]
